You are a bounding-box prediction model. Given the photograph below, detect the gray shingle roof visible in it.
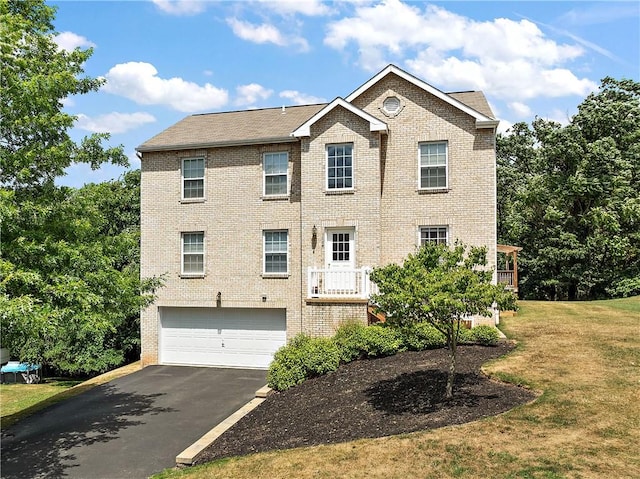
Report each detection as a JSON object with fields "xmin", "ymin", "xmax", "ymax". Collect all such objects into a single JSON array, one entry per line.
[
  {"xmin": 447, "ymin": 91, "xmax": 495, "ymax": 119},
  {"xmin": 137, "ymin": 104, "xmax": 327, "ymax": 152},
  {"xmin": 138, "ymin": 89, "xmax": 495, "ymax": 153}
]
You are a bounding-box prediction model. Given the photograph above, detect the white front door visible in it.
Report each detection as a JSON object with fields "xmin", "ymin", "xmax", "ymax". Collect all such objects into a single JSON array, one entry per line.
[{"xmin": 325, "ymin": 228, "xmax": 356, "ymax": 292}]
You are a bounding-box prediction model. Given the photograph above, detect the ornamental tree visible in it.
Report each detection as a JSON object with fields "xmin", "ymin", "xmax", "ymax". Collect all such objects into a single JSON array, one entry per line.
[{"xmin": 370, "ymin": 242, "xmax": 516, "ymax": 399}]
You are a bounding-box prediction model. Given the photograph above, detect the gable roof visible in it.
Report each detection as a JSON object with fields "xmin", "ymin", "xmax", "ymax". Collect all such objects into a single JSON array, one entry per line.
[
  {"xmin": 292, "ymin": 98, "xmax": 388, "ymax": 138},
  {"xmin": 346, "ymin": 64, "xmax": 498, "ymax": 129},
  {"xmin": 137, "ymin": 104, "xmax": 327, "ymax": 152}
]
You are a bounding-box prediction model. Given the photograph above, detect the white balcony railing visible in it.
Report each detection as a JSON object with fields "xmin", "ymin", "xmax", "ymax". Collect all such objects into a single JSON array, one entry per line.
[{"xmin": 308, "ymin": 267, "xmax": 378, "ymax": 299}]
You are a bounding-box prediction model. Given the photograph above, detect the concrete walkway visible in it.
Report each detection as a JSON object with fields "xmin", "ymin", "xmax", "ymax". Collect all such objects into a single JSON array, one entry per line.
[{"xmin": 1, "ymin": 366, "xmax": 266, "ymax": 479}]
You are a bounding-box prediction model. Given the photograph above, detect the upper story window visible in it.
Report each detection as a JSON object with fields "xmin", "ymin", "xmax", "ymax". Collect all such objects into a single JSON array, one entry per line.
[
  {"xmin": 420, "ymin": 226, "xmax": 448, "ymax": 246},
  {"xmin": 327, "ymin": 144, "xmax": 353, "ymax": 190},
  {"xmin": 182, "ymin": 158, "xmax": 205, "ymax": 199},
  {"xmin": 263, "ymin": 152, "xmax": 288, "ymax": 196},
  {"xmin": 419, "ymin": 142, "xmax": 447, "ymax": 190},
  {"xmin": 263, "ymin": 230, "xmax": 288, "ymax": 275},
  {"xmin": 182, "ymin": 232, "xmax": 204, "ymax": 276}
]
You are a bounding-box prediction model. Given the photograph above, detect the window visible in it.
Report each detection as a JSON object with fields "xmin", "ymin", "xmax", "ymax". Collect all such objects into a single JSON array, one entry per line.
[
  {"xmin": 419, "ymin": 142, "xmax": 447, "ymax": 189},
  {"xmin": 327, "ymin": 144, "xmax": 353, "ymax": 190},
  {"xmin": 182, "ymin": 232, "xmax": 204, "ymax": 275},
  {"xmin": 264, "ymin": 230, "xmax": 288, "ymax": 274},
  {"xmin": 263, "ymin": 152, "xmax": 288, "ymax": 196},
  {"xmin": 420, "ymin": 226, "xmax": 448, "ymax": 245},
  {"xmin": 182, "ymin": 158, "xmax": 204, "ymax": 199}
]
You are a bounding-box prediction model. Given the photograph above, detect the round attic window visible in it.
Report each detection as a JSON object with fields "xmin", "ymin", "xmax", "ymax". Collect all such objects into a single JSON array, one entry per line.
[{"xmin": 382, "ymin": 96, "xmax": 401, "ymax": 115}]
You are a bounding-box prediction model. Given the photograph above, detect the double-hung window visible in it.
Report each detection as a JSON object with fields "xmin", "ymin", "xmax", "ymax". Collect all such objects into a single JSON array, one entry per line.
[
  {"xmin": 419, "ymin": 142, "xmax": 447, "ymax": 189},
  {"xmin": 182, "ymin": 232, "xmax": 204, "ymax": 275},
  {"xmin": 263, "ymin": 152, "xmax": 288, "ymax": 196},
  {"xmin": 182, "ymin": 158, "xmax": 205, "ymax": 199},
  {"xmin": 263, "ymin": 230, "xmax": 288, "ymax": 274},
  {"xmin": 420, "ymin": 226, "xmax": 448, "ymax": 246},
  {"xmin": 327, "ymin": 144, "xmax": 353, "ymax": 190}
]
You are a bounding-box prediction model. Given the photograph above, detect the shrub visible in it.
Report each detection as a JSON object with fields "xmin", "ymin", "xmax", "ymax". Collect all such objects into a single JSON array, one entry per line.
[
  {"xmin": 333, "ymin": 321, "xmax": 368, "ymax": 363},
  {"xmin": 457, "ymin": 325, "xmax": 474, "ymax": 344},
  {"xmin": 360, "ymin": 324, "xmax": 403, "ymax": 357},
  {"xmin": 470, "ymin": 325, "xmax": 500, "ymax": 346},
  {"xmin": 399, "ymin": 322, "xmax": 446, "ymax": 350},
  {"xmin": 267, "ymin": 334, "xmax": 341, "ymax": 391}
]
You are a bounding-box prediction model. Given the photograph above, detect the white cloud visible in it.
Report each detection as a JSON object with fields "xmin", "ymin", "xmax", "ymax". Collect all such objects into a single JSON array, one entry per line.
[
  {"xmin": 226, "ymin": 17, "xmax": 309, "ymax": 51},
  {"xmin": 497, "ymin": 119, "xmax": 513, "ymax": 136},
  {"xmin": 508, "ymin": 102, "xmax": 532, "ymax": 118},
  {"xmin": 279, "ymin": 90, "xmax": 326, "ymax": 105},
  {"xmin": 152, "ymin": 0, "xmax": 206, "ymax": 16},
  {"xmin": 235, "ymin": 83, "xmax": 274, "ymax": 106},
  {"xmin": 255, "ymin": 0, "xmax": 333, "ymax": 16},
  {"xmin": 54, "ymin": 31, "xmax": 95, "ymax": 51},
  {"xmin": 76, "ymin": 112, "xmax": 156, "ymax": 134},
  {"xmin": 324, "ymin": 0, "xmax": 597, "ymax": 102},
  {"xmin": 102, "ymin": 62, "xmax": 228, "ymax": 112}
]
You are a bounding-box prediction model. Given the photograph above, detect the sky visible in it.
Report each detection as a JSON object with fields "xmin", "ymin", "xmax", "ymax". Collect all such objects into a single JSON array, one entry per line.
[{"xmin": 50, "ymin": 0, "xmax": 640, "ymax": 187}]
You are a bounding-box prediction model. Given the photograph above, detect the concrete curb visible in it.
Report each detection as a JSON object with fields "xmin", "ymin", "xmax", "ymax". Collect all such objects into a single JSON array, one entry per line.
[{"xmin": 176, "ymin": 385, "xmax": 272, "ymax": 466}]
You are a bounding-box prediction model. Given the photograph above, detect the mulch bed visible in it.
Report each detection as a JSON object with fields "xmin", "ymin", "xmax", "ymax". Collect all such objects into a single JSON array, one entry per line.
[{"xmin": 196, "ymin": 342, "xmax": 536, "ymax": 464}]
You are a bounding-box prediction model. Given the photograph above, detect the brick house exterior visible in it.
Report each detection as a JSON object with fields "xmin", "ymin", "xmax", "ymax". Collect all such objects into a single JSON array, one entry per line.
[{"xmin": 137, "ymin": 65, "xmax": 499, "ymax": 369}]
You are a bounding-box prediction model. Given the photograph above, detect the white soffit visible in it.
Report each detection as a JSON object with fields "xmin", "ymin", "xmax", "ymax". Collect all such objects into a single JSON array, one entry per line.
[
  {"xmin": 292, "ymin": 97, "xmax": 388, "ymax": 137},
  {"xmin": 345, "ymin": 64, "xmax": 499, "ymax": 130}
]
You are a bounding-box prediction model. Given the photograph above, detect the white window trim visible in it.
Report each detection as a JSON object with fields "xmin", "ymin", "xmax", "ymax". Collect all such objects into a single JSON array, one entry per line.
[
  {"xmin": 418, "ymin": 142, "xmax": 448, "ymax": 190},
  {"xmin": 326, "ymin": 143, "xmax": 355, "ymax": 191},
  {"xmin": 263, "ymin": 230, "xmax": 289, "ymax": 276},
  {"xmin": 181, "ymin": 157, "xmax": 205, "ymax": 201},
  {"xmin": 418, "ymin": 226, "xmax": 449, "ymax": 246},
  {"xmin": 262, "ymin": 152, "xmax": 289, "ymax": 197},
  {"xmin": 181, "ymin": 231, "xmax": 205, "ymax": 277}
]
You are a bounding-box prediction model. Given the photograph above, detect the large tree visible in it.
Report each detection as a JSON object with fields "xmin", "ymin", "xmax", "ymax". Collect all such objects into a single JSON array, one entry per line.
[
  {"xmin": 0, "ymin": 1, "xmax": 160, "ymax": 375},
  {"xmin": 370, "ymin": 243, "xmax": 516, "ymax": 399},
  {"xmin": 497, "ymin": 78, "xmax": 640, "ymax": 300}
]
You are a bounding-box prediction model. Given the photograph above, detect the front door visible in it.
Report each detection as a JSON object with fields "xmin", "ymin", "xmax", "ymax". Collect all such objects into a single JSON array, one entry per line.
[{"xmin": 325, "ymin": 228, "xmax": 356, "ymax": 292}]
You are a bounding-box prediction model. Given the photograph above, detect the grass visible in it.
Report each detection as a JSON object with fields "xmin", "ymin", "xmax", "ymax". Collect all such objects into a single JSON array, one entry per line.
[
  {"xmin": 0, "ymin": 361, "xmax": 141, "ymax": 429},
  {"xmin": 152, "ymin": 297, "xmax": 640, "ymax": 479}
]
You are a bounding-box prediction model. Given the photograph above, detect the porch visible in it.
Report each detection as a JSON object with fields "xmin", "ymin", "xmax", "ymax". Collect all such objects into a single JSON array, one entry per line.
[
  {"xmin": 497, "ymin": 244, "xmax": 522, "ymax": 293},
  {"xmin": 307, "ymin": 267, "xmax": 377, "ymax": 300}
]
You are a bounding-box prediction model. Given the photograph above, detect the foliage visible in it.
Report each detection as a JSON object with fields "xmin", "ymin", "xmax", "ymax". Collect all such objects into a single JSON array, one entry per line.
[
  {"xmin": 469, "ymin": 325, "xmax": 500, "ymax": 346},
  {"xmin": 370, "ymin": 242, "xmax": 516, "ymax": 398},
  {"xmin": 332, "ymin": 321, "xmax": 368, "ymax": 362},
  {"xmin": 267, "ymin": 335, "xmax": 340, "ymax": 391},
  {"xmin": 0, "ymin": 1, "xmax": 161, "ymax": 375},
  {"xmin": 399, "ymin": 322, "xmax": 447, "ymax": 350},
  {"xmin": 358, "ymin": 324, "xmax": 404, "ymax": 357},
  {"xmin": 0, "ymin": 0, "xmax": 127, "ymax": 188},
  {"xmin": 497, "ymin": 77, "xmax": 640, "ymax": 300}
]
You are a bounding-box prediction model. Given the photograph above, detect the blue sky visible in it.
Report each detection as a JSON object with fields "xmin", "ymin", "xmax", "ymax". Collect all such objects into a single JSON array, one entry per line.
[{"xmin": 50, "ymin": 0, "xmax": 639, "ymax": 187}]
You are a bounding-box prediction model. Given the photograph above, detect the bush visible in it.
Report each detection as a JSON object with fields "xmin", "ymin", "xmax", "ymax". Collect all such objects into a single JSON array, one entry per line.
[
  {"xmin": 399, "ymin": 322, "xmax": 446, "ymax": 350},
  {"xmin": 470, "ymin": 325, "xmax": 500, "ymax": 346},
  {"xmin": 267, "ymin": 334, "xmax": 341, "ymax": 391},
  {"xmin": 457, "ymin": 325, "xmax": 474, "ymax": 344},
  {"xmin": 359, "ymin": 324, "xmax": 403, "ymax": 357},
  {"xmin": 333, "ymin": 320, "xmax": 368, "ymax": 363}
]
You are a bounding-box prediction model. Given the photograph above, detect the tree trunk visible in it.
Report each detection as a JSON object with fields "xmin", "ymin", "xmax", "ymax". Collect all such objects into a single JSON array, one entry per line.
[{"xmin": 446, "ymin": 334, "xmax": 457, "ymax": 399}]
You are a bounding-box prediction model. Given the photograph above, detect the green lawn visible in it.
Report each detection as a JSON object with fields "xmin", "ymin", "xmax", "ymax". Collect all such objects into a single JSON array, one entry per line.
[{"xmin": 153, "ymin": 297, "xmax": 640, "ymax": 479}]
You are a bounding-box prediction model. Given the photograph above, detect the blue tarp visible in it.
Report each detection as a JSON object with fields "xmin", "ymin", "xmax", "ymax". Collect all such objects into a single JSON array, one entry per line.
[{"xmin": 1, "ymin": 362, "xmax": 40, "ymax": 373}]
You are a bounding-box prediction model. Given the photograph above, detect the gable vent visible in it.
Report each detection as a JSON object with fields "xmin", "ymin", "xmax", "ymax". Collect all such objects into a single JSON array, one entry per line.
[{"xmin": 382, "ymin": 96, "xmax": 401, "ymax": 116}]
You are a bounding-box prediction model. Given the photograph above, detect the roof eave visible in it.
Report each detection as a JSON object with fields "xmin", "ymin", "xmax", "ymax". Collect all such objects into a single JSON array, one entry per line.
[
  {"xmin": 136, "ymin": 136, "xmax": 300, "ymax": 153},
  {"xmin": 476, "ymin": 119, "xmax": 500, "ymax": 129}
]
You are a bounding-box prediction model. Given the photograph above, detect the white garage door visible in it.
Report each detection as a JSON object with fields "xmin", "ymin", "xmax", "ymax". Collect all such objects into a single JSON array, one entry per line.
[{"xmin": 160, "ymin": 307, "xmax": 286, "ymax": 369}]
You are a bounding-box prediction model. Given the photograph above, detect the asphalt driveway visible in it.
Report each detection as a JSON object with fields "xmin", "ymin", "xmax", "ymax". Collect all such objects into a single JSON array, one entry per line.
[{"xmin": 1, "ymin": 366, "xmax": 267, "ymax": 479}]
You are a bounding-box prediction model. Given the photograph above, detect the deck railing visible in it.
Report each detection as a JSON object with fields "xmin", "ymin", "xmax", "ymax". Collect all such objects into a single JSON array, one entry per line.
[
  {"xmin": 497, "ymin": 270, "xmax": 517, "ymax": 290},
  {"xmin": 308, "ymin": 267, "xmax": 378, "ymax": 299}
]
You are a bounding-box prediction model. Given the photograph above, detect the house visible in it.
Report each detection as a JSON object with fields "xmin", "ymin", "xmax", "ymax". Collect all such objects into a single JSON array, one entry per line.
[{"xmin": 137, "ymin": 64, "xmax": 500, "ymax": 369}]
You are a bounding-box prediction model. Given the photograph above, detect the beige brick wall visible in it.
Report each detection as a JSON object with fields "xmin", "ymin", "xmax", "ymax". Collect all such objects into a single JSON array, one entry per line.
[{"xmin": 140, "ymin": 73, "xmax": 498, "ymax": 363}]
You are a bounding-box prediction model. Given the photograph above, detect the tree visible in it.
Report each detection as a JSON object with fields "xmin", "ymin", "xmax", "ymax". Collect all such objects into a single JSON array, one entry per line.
[
  {"xmin": 497, "ymin": 78, "xmax": 640, "ymax": 300},
  {"xmin": 0, "ymin": 1, "xmax": 161, "ymax": 375},
  {"xmin": 370, "ymin": 243, "xmax": 516, "ymax": 399},
  {"xmin": 1, "ymin": 0, "xmax": 127, "ymax": 188}
]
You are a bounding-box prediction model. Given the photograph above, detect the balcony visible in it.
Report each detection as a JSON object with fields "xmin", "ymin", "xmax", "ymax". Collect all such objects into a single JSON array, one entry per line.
[
  {"xmin": 497, "ymin": 244, "xmax": 522, "ymax": 293},
  {"xmin": 307, "ymin": 267, "xmax": 378, "ymax": 299}
]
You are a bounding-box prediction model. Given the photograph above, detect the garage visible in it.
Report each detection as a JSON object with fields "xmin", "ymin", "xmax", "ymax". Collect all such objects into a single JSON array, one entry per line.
[{"xmin": 159, "ymin": 307, "xmax": 286, "ymax": 369}]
